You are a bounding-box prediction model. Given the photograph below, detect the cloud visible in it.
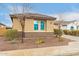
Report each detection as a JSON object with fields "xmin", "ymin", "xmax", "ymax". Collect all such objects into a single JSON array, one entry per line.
[
  {"xmin": 6, "ymin": 5, "xmax": 19, "ymax": 14},
  {"xmin": 62, "ymin": 12, "xmax": 79, "ymax": 21},
  {"xmin": 6, "ymin": 4, "xmax": 33, "ymax": 14},
  {"xmin": 51, "ymin": 12, "xmax": 79, "ymax": 21},
  {"xmin": 50, "ymin": 4, "xmax": 79, "ymax": 21}
]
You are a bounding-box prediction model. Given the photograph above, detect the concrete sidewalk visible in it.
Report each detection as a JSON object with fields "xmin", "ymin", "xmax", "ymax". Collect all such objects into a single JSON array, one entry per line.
[
  {"xmin": 0, "ymin": 35, "xmax": 79, "ymax": 56},
  {"xmin": 0, "ymin": 44, "xmax": 79, "ymax": 56},
  {"xmin": 62, "ymin": 35, "xmax": 79, "ymax": 41}
]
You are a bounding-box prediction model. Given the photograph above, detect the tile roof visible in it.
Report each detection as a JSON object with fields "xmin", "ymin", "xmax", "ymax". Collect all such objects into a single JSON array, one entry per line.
[
  {"xmin": 0, "ymin": 23, "xmax": 6, "ymax": 26},
  {"xmin": 10, "ymin": 13, "xmax": 56, "ymax": 20},
  {"xmin": 54, "ymin": 20, "xmax": 75, "ymax": 25}
]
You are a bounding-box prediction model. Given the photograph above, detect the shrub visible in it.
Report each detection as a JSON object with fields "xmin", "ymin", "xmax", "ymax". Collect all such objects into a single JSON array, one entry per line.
[
  {"xmin": 76, "ymin": 30, "xmax": 79, "ymax": 36},
  {"xmin": 58, "ymin": 29, "xmax": 63, "ymax": 36},
  {"xmin": 35, "ymin": 38, "xmax": 45, "ymax": 45},
  {"xmin": 63, "ymin": 30, "xmax": 71, "ymax": 35},
  {"xmin": 54, "ymin": 29, "xmax": 63, "ymax": 41},
  {"xmin": 70, "ymin": 30, "xmax": 76, "ymax": 35},
  {"xmin": 5, "ymin": 29, "xmax": 18, "ymax": 41},
  {"xmin": 54, "ymin": 29, "xmax": 58, "ymax": 37},
  {"xmin": 71, "ymin": 30, "xmax": 79, "ymax": 36},
  {"xmin": 63, "ymin": 30, "xmax": 79, "ymax": 36},
  {"xmin": 54, "ymin": 29, "xmax": 63, "ymax": 37}
]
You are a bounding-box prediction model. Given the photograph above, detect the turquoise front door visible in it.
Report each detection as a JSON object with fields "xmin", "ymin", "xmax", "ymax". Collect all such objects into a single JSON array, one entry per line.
[{"xmin": 40, "ymin": 20, "xmax": 44, "ymax": 30}]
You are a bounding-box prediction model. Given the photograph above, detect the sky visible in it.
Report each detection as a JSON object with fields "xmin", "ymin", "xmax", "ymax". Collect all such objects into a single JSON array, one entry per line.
[{"xmin": 0, "ymin": 3, "xmax": 79, "ymax": 27}]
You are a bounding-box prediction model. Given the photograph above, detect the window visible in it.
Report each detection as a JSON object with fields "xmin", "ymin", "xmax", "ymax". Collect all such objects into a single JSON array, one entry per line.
[
  {"xmin": 77, "ymin": 26, "xmax": 79, "ymax": 29},
  {"xmin": 40, "ymin": 20, "xmax": 44, "ymax": 30},
  {"xmin": 34, "ymin": 20, "xmax": 38, "ymax": 30},
  {"xmin": 71, "ymin": 26, "xmax": 74, "ymax": 30}
]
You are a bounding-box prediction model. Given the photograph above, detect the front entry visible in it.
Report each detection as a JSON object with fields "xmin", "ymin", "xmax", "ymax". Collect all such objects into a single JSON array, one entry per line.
[{"xmin": 34, "ymin": 20, "xmax": 45, "ymax": 32}]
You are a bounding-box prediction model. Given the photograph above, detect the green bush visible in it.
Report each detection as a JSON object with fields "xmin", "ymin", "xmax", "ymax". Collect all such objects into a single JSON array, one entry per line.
[
  {"xmin": 54, "ymin": 29, "xmax": 63, "ymax": 37},
  {"xmin": 63, "ymin": 30, "xmax": 79, "ymax": 36},
  {"xmin": 54, "ymin": 29, "xmax": 58, "ymax": 37},
  {"xmin": 63, "ymin": 30, "xmax": 71, "ymax": 35},
  {"xmin": 54, "ymin": 29, "xmax": 63, "ymax": 41},
  {"xmin": 70, "ymin": 30, "xmax": 76, "ymax": 35},
  {"xmin": 76, "ymin": 30, "xmax": 79, "ymax": 36},
  {"xmin": 35, "ymin": 38, "xmax": 45, "ymax": 45},
  {"xmin": 70, "ymin": 30, "xmax": 79, "ymax": 36},
  {"xmin": 5, "ymin": 29, "xmax": 18, "ymax": 41}
]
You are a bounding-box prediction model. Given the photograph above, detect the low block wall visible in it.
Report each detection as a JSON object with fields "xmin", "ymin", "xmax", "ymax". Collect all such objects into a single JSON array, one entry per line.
[{"xmin": 18, "ymin": 32, "xmax": 54, "ymax": 38}]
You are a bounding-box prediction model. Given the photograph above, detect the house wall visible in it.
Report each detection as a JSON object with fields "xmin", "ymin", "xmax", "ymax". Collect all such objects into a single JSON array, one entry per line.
[
  {"xmin": 67, "ymin": 23, "xmax": 77, "ymax": 30},
  {"xmin": 47, "ymin": 20, "xmax": 54, "ymax": 32},
  {"xmin": 24, "ymin": 19, "xmax": 34, "ymax": 32},
  {"xmin": 53, "ymin": 25, "xmax": 59, "ymax": 29},
  {"xmin": 26, "ymin": 19, "xmax": 55, "ymax": 32},
  {"xmin": 60, "ymin": 23, "xmax": 77, "ymax": 30},
  {"xmin": 0, "ymin": 26, "xmax": 6, "ymax": 36},
  {"xmin": 12, "ymin": 18, "xmax": 22, "ymax": 31},
  {"xmin": 12, "ymin": 18, "xmax": 55, "ymax": 32},
  {"xmin": 61, "ymin": 25, "xmax": 67, "ymax": 30},
  {"xmin": 54, "ymin": 21, "xmax": 79, "ymax": 30}
]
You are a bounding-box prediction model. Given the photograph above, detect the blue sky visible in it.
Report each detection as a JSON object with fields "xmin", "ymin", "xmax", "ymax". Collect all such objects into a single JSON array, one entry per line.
[{"xmin": 0, "ymin": 3, "xmax": 79, "ymax": 27}]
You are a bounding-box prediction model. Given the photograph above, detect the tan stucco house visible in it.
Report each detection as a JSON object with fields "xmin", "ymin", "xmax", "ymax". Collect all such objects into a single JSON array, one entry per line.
[
  {"xmin": 10, "ymin": 13, "xmax": 56, "ymax": 37},
  {"xmin": 0, "ymin": 23, "xmax": 6, "ymax": 28}
]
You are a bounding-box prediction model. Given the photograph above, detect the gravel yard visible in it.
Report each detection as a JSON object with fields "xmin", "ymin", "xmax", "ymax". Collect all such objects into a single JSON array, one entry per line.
[{"xmin": 0, "ymin": 36, "xmax": 72, "ymax": 51}]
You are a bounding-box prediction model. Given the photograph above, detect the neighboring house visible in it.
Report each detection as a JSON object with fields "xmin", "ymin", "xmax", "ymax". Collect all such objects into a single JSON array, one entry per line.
[
  {"xmin": 0, "ymin": 23, "xmax": 6, "ymax": 29},
  {"xmin": 0, "ymin": 23, "xmax": 6, "ymax": 36},
  {"xmin": 10, "ymin": 13, "xmax": 56, "ymax": 37},
  {"xmin": 54, "ymin": 20, "xmax": 79, "ymax": 30}
]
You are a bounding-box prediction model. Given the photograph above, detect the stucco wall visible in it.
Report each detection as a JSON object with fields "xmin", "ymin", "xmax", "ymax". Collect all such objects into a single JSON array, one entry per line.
[
  {"xmin": 12, "ymin": 18, "xmax": 22, "ymax": 31},
  {"xmin": 53, "ymin": 25, "xmax": 59, "ymax": 29},
  {"xmin": 25, "ymin": 19, "xmax": 47, "ymax": 32},
  {"xmin": 60, "ymin": 23, "xmax": 78, "ymax": 30},
  {"xmin": 12, "ymin": 18, "xmax": 55, "ymax": 32},
  {"xmin": 47, "ymin": 20, "xmax": 54, "ymax": 32},
  {"xmin": 24, "ymin": 19, "xmax": 34, "ymax": 32},
  {"xmin": 66, "ymin": 23, "xmax": 77, "ymax": 30}
]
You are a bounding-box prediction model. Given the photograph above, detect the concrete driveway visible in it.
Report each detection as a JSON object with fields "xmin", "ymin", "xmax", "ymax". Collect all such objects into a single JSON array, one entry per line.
[{"xmin": 62, "ymin": 35, "xmax": 79, "ymax": 41}]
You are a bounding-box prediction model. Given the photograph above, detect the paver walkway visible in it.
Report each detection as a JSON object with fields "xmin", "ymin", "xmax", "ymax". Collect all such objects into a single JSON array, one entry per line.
[{"xmin": 0, "ymin": 35, "xmax": 79, "ymax": 56}]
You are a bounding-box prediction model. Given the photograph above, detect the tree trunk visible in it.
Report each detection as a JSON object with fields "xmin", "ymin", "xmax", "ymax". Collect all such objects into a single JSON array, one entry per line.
[
  {"xmin": 58, "ymin": 24, "xmax": 61, "ymax": 40},
  {"xmin": 21, "ymin": 26, "xmax": 25, "ymax": 43}
]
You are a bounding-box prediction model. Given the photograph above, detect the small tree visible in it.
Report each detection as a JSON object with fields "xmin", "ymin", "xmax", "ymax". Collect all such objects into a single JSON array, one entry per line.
[
  {"xmin": 54, "ymin": 29, "xmax": 63, "ymax": 41},
  {"xmin": 58, "ymin": 29, "xmax": 63, "ymax": 41},
  {"xmin": 9, "ymin": 3, "xmax": 33, "ymax": 43},
  {"xmin": 58, "ymin": 14, "xmax": 64, "ymax": 41},
  {"xmin": 54, "ymin": 29, "xmax": 59, "ymax": 37}
]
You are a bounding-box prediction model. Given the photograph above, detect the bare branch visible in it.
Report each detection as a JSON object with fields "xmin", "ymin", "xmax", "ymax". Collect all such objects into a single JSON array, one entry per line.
[{"xmin": 9, "ymin": 3, "xmax": 33, "ymax": 43}]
